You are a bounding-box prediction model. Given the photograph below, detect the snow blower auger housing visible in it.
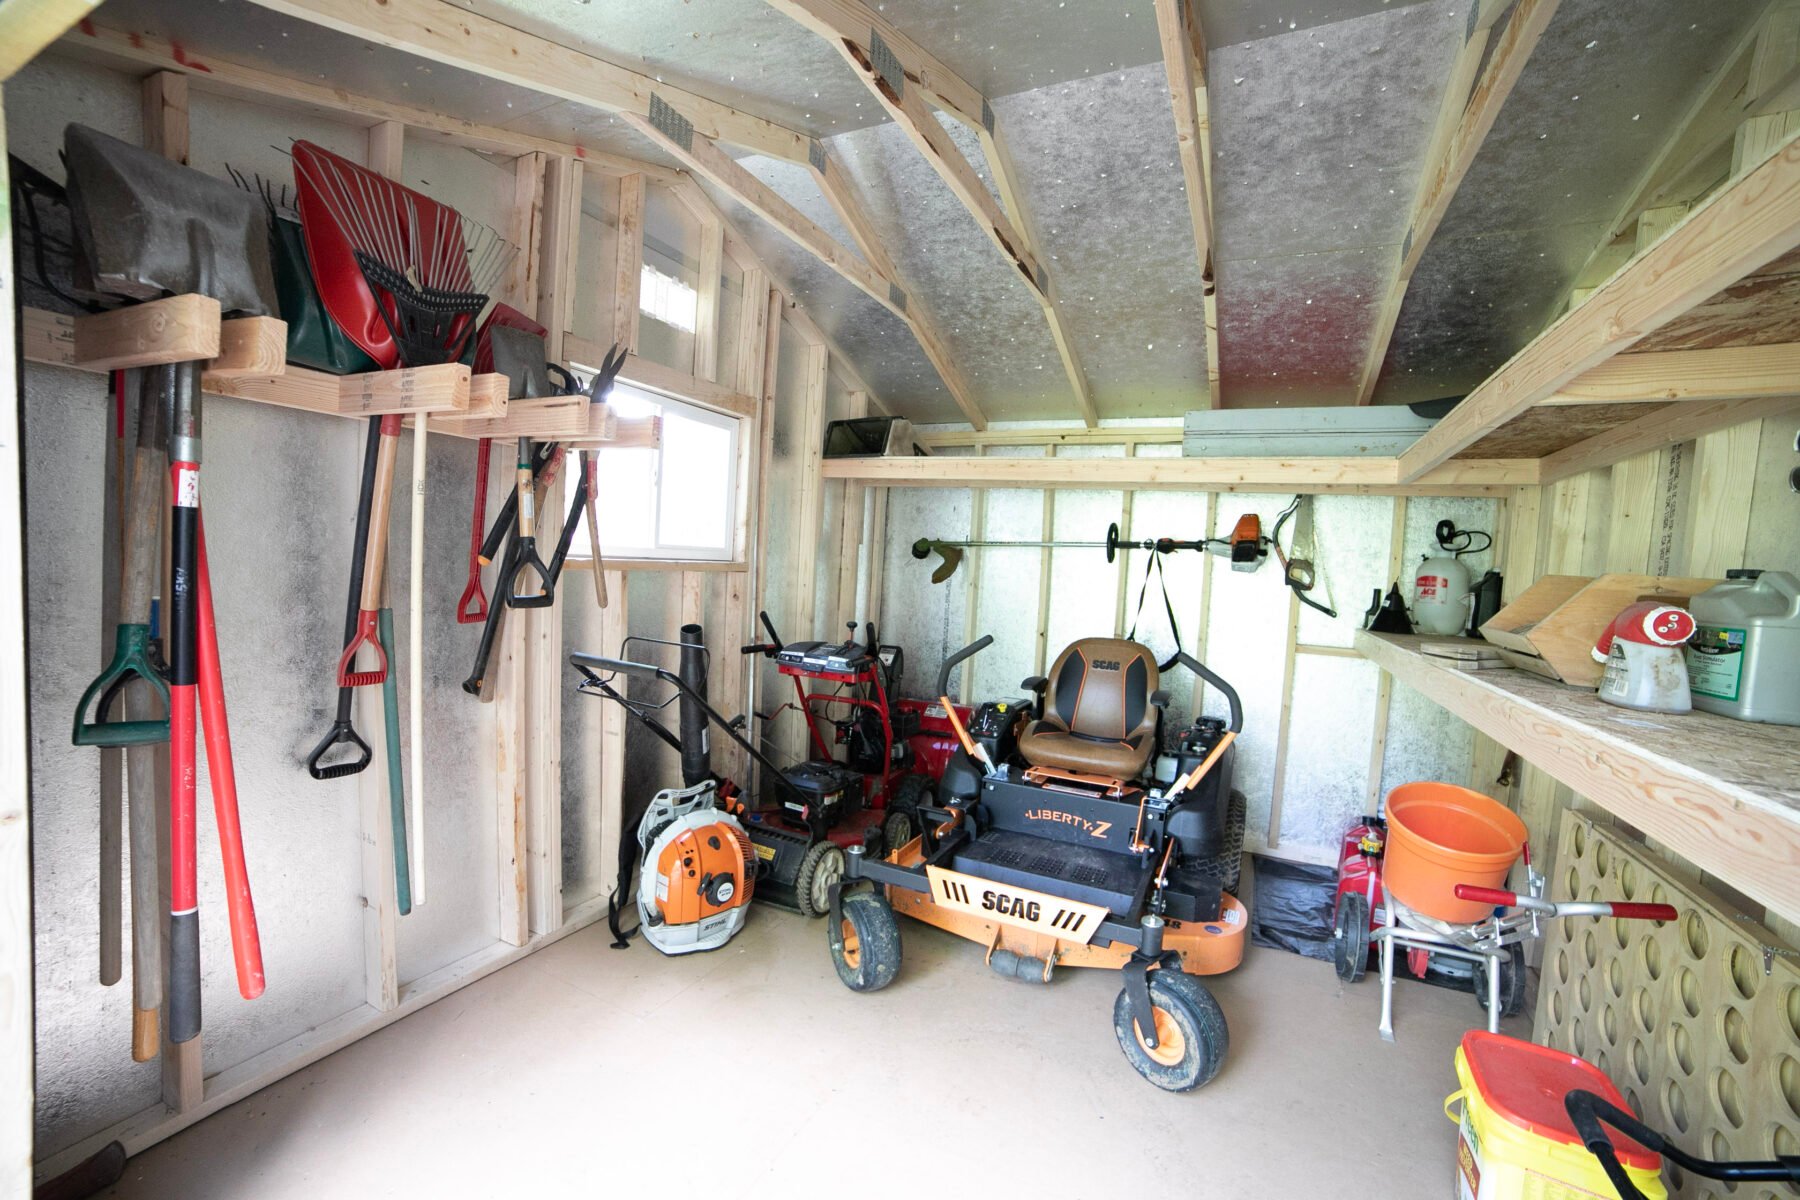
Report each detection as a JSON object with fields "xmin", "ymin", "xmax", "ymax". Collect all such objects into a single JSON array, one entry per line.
[{"xmin": 826, "ymin": 634, "xmax": 1249, "ymax": 1091}]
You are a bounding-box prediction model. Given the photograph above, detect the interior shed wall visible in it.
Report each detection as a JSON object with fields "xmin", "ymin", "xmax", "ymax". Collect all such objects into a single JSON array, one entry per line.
[{"xmin": 871, "ymin": 428, "xmax": 1497, "ymax": 865}]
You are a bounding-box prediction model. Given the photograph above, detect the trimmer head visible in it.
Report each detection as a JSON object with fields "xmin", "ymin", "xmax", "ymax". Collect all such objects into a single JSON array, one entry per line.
[
  {"xmin": 62, "ymin": 124, "xmax": 277, "ymax": 316},
  {"xmin": 488, "ymin": 324, "xmax": 554, "ymax": 400}
]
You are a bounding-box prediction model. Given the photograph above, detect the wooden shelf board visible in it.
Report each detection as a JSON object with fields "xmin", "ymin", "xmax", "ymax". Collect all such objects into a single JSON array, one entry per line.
[{"xmin": 1355, "ymin": 631, "xmax": 1800, "ymax": 928}]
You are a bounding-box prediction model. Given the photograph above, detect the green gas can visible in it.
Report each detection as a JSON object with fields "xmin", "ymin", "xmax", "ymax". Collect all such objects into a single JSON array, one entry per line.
[{"xmin": 1686, "ymin": 570, "xmax": 1800, "ymax": 725}]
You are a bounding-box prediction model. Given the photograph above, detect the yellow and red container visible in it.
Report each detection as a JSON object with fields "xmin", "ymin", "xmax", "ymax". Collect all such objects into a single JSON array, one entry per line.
[
  {"xmin": 1447, "ymin": 1030, "xmax": 1664, "ymax": 1199},
  {"xmin": 1384, "ymin": 782, "xmax": 1526, "ymax": 923}
]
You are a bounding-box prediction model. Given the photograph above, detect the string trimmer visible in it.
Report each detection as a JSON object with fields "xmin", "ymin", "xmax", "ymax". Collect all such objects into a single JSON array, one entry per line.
[{"xmin": 910, "ymin": 517, "xmax": 1269, "ymax": 584}]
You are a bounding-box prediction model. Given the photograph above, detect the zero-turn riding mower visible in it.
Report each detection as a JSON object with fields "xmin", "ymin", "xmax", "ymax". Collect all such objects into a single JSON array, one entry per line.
[{"xmin": 826, "ymin": 634, "xmax": 1249, "ymax": 1091}]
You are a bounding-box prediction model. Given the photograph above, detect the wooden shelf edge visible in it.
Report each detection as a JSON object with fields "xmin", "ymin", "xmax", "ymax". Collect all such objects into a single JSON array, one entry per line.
[{"xmin": 1354, "ymin": 630, "xmax": 1800, "ymax": 928}]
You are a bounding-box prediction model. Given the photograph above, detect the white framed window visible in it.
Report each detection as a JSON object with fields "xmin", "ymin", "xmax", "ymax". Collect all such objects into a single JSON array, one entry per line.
[
  {"xmin": 583, "ymin": 381, "xmax": 740, "ymax": 561},
  {"xmin": 638, "ymin": 263, "xmax": 698, "ymax": 333}
]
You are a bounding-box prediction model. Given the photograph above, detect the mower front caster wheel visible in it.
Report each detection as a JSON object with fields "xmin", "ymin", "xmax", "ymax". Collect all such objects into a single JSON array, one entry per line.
[
  {"xmin": 830, "ymin": 891, "xmax": 901, "ymax": 992},
  {"xmin": 1113, "ymin": 971, "xmax": 1229, "ymax": 1092},
  {"xmin": 794, "ymin": 840, "xmax": 846, "ymax": 918}
]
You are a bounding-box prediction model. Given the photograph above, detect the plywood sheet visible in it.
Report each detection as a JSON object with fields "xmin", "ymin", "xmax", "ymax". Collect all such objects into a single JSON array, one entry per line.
[
  {"xmin": 1630, "ymin": 270, "xmax": 1800, "ymax": 353},
  {"xmin": 1455, "ymin": 403, "xmax": 1671, "ymax": 460}
]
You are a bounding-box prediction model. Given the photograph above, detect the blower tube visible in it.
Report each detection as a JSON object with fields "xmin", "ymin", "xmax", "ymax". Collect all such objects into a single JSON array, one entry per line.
[{"xmin": 677, "ymin": 623, "xmax": 710, "ymax": 787}]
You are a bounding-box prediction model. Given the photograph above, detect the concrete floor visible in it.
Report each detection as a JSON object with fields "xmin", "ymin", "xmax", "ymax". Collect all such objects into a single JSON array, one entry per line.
[{"xmin": 99, "ymin": 907, "xmax": 1522, "ymax": 1199}]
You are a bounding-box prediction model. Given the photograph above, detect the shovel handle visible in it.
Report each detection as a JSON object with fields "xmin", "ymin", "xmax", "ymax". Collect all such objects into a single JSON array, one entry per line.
[
  {"xmin": 458, "ymin": 440, "xmax": 491, "ymax": 624},
  {"xmin": 502, "ymin": 537, "xmax": 555, "ymax": 608},
  {"xmin": 306, "ymin": 717, "xmax": 372, "ymax": 779},
  {"xmin": 336, "ymin": 609, "xmax": 390, "ymax": 687},
  {"xmin": 73, "ymin": 624, "xmax": 170, "ymax": 746}
]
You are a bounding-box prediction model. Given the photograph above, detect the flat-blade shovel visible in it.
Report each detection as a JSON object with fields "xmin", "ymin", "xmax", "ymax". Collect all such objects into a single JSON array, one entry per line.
[{"xmin": 64, "ymin": 124, "xmax": 277, "ymax": 1047}]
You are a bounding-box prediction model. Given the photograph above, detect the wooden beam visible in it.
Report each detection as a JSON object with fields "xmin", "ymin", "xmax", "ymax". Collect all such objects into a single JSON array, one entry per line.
[
  {"xmin": 611, "ymin": 174, "xmax": 645, "ymax": 355},
  {"xmin": 141, "ymin": 70, "xmax": 189, "ymax": 164},
  {"xmin": 245, "ymin": 0, "xmax": 809, "ymax": 161},
  {"xmin": 0, "ymin": 0, "xmax": 101, "ymax": 81},
  {"xmin": 919, "ymin": 425, "xmax": 1186, "ymax": 449},
  {"xmin": 535, "ymin": 156, "xmax": 580, "ymax": 364},
  {"xmin": 55, "ymin": 22, "xmax": 680, "ymax": 183},
  {"xmin": 773, "ymin": 0, "xmax": 1092, "ymax": 425},
  {"xmin": 1354, "ymin": 0, "xmax": 1556, "ymax": 404},
  {"xmin": 762, "ymin": 0, "xmax": 985, "ymax": 127},
  {"xmin": 694, "ymin": 215, "xmax": 725, "ymax": 382},
  {"xmin": 1152, "ymin": 0, "xmax": 1222, "ymax": 407},
  {"xmin": 500, "ymin": 154, "xmax": 546, "ymax": 315},
  {"xmin": 822, "ymin": 453, "xmax": 1536, "ymax": 493},
  {"xmin": 0, "ymin": 96, "xmax": 34, "ymax": 1200},
  {"xmin": 1539, "ymin": 394, "xmax": 1800, "ymax": 483},
  {"xmin": 1357, "ymin": 631, "xmax": 1800, "ymax": 930},
  {"xmin": 563, "ymin": 335, "xmax": 757, "ymax": 419},
  {"xmin": 1544, "ymin": 343, "xmax": 1800, "ymax": 404},
  {"xmin": 1399, "ymin": 131, "xmax": 1800, "ymax": 481}
]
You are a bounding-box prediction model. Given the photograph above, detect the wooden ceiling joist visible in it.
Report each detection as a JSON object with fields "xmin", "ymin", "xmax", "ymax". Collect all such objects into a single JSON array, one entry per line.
[
  {"xmin": 1353, "ymin": 0, "xmax": 1560, "ymax": 405},
  {"xmin": 1538, "ymin": 393, "xmax": 1800, "ymax": 482},
  {"xmin": 766, "ymin": 0, "xmax": 1098, "ymax": 427},
  {"xmin": 244, "ymin": 0, "xmax": 811, "ymax": 162},
  {"xmin": 1398, "ymin": 131, "xmax": 1800, "ymax": 481},
  {"xmin": 0, "ymin": 0, "xmax": 101, "ymax": 81},
  {"xmin": 1152, "ymin": 0, "xmax": 1222, "ymax": 407},
  {"xmin": 1543, "ymin": 342, "xmax": 1800, "ymax": 404}
]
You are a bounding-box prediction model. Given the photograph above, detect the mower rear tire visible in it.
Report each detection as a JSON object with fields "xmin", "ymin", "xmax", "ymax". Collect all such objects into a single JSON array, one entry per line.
[
  {"xmin": 1334, "ymin": 892, "xmax": 1370, "ymax": 983},
  {"xmin": 891, "ymin": 773, "xmax": 934, "ymax": 812},
  {"xmin": 1113, "ymin": 970, "xmax": 1229, "ymax": 1092},
  {"xmin": 1195, "ymin": 790, "xmax": 1246, "ymax": 895},
  {"xmin": 879, "ymin": 808, "xmax": 915, "ymax": 857},
  {"xmin": 794, "ymin": 840, "xmax": 846, "ymax": 919},
  {"xmin": 831, "ymin": 890, "xmax": 901, "ymax": 992}
]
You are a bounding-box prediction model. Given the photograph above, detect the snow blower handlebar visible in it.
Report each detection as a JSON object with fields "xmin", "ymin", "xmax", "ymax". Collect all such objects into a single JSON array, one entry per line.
[{"xmin": 1564, "ymin": 1089, "xmax": 1800, "ymax": 1199}]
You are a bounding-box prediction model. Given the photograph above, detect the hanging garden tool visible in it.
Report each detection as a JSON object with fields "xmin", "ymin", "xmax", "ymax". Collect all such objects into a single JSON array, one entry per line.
[
  {"xmin": 377, "ymin": 570, "xmax": 413, "ymax": 914},
  {"xmin": 911, "ymin": 517, "xmax": 1269, "ymax": 583},
  {"xmin": 1270, "ymin": 495, "xmax": 1337, "ymax": 618},
  {"xmin": 307, "ymin": 418, "xmax": 381, "ymax": 779},
  {"xmin": 337, "ymin": 414, "xmax": 405, "ymax": 688},
  {"xmin": 64, "ymin": 123, "xmax": 279, "ymax": 1045}
]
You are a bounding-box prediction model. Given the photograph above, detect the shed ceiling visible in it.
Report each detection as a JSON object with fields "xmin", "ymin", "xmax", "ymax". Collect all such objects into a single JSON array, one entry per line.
[{"xmin": 79, "ymin": 0, "xmax": 1769, "ymax": 423}]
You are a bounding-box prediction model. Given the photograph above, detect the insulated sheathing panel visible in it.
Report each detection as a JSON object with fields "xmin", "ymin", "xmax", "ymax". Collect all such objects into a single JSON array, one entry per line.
[
  {"xmin": 6, "ymin": 58, "xmax": 138, "ymax": 174},
  {"xmin": 561, "ymin": 596, "xmax": 606, "ymax": 912},
  {"xmin": 1207, "ymin": 2, "xmax": 1464, "ymax": 406},
  {"xmin": 701, "ymin": 178, "xmax": 959, "ymax": 422},
  {"xmin": 386, "ymin": 427, "xmax": 504, "ymax": 985},
  {"xmin": 1400, "ymin": 495, "xmax": 1498, "ymax": 598},
  {"xmin": 571, "ymin": 171, "xmax": 622, "ymax": 351},
  {"xmin": 1378, "ymin": 679, "xmax": 1479, "ymax": 803},
  {"xmin": 1200, "ymin": 493, "xmax": 1293, "ymax": 848},
  {"xmin": 716, "ymin": 257, "xmax": 746, "ymax": 390},
  {"xmin": 186, "ymin": 93, "xmax": 367, "ymax": 195},
  {"xmin": 1278, "ymin": 654, "xmax": 1382, "ymax": 856},
  {"xmin": 1118, "ymin": 445, "xmax": 1209, "ymax": 732},
  {"xmin": 823, "ymin": 121, "xmax": 1068, "ymax": 420},
  {"xmin": 624, "ymin": 572, "xmax": 684, "ymax": 804},
  {"xmin": 812, "ymin": 372, "xmax": 856, "ymax": 634},
  {"xmin": 879, "ymin": 454, "xmax": 973, "ymax": 703},
  {"xmin": 638, "ymin": 182, "xmax": 700, "ymax": 373},
  {"xmin": 753, "ymin": 321, "xmax": 811, "ymax": 758},
  {"xmin": 1295, "ymin": 494, "xmax": 1395, "ymax": 648},
  {"xmin": 969, "ymin": 447, "xmax": 1048, "ymax": 702},
  {"xmin": 1373, "ymin": 0, "xmax": 1764, "ymax": 405},
  {"xmin": 992, "ymin": 64, "xmax": 1211, "ymax": 416},
  {"xmin": 402, "ymin": 138, "xmax": 513, "ymax": 242},
  {"xmin": 1043, "ymin": 445, "xmax": 1126, "ymax": 663}
]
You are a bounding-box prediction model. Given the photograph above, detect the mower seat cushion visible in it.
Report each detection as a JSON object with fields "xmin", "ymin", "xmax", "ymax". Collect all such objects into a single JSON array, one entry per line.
[{"xmin": 1017, "ymin": 638, "xmax": 1160, "ymax": 780}]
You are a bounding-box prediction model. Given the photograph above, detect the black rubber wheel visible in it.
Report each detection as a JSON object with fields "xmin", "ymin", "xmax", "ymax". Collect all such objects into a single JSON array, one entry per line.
[
  {"xmin": 830, "ymin": 890, "xmax": 901, "ymax": 992},
  {"xmin": 1334, "ymin": 891, "xmax": 1370, "ymax": 983},
  {"xmin": 1195, "ymin": 789, "xmax": 1246, "ymax": 895},
  {"xmin": 1112, "ymin": 970, "xmax": 1229, "ymax": 1092},
  {"xmin": 879, "ymin": 808, "xmax": 915, "ymax": 857},
  {"xmin": 1473, "ymin": 943, "xmax": 1528, "ymax": 1018},
  {"xmin": 890, "ymin": 773, "xmax": 934, "ymax": 811},
  {"xmin": 793, "ymin": 840, "xmax": 846, "ymax": 919}
]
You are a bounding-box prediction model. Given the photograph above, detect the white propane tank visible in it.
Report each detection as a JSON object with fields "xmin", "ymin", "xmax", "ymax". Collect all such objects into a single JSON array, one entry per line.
[{"xmin": 1413, "ymin": 554, "xmax": 1473, "ymax": 636}]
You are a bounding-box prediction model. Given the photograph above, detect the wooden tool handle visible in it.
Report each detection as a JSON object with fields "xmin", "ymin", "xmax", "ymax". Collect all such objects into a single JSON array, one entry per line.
[
  {"xmin": 357, "ymin": 415, "xmax": 404, "ymax": 611},
  {"xmin": 132, "ymin": 1006, "xmax": 158, "ymax": 1063},
  {"xmin": 514, "ymin": 437, "xmax": 536, "ymax": 539}
]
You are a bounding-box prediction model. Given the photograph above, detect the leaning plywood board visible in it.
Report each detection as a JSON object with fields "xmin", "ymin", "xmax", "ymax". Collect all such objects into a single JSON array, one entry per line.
[
  {"xmin": 1539, "ymin": 812, "xmax": 1800, "ymax": 1195},
  {"xmin": 1480, "ymin": 573, "xmax": 1720, "ymax": 686}
]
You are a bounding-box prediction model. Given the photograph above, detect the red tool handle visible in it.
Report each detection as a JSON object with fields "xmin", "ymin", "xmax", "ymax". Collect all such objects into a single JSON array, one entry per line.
[
  {"xmin": 1608, "ymin": 902, "xmax": 1678, "ymax": 922},
  {"xmin": 196, "ymin": 518, "xmax": 264, "ymax": 999},
  {"xmin": 1454, "ymin": 884, "xmax": 1518, "ymax": 905},
  {"xmin": 457, "ymin": 438, "xmax": 491, "ymax": 624}
]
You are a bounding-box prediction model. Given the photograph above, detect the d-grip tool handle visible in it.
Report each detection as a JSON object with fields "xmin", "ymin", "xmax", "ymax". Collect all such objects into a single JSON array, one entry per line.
[
  {"xmin": 1566, "ymin": 1089, "xmax": 1800, "ymax": 1197},
  {"xmin": 305, "ymin": 709, "xmax": 373, "ymax": 779},
  {"xmin": 338, "ymin": 416, "xmax": 403, "ymax": 686},
  {"xmin": 463, "ymin": 536, "xmax": 519, "ymax": 696},
  {"xmin": 457, "ymin": 437, "xmax": 491, "ymax": 625},
  {"xmin": 503, "ymin": 438, "xmax": 555, "ymax": 608},
  {"xmin": 72, "ymin": 624, "xmax": 170, "ymax": 746}
]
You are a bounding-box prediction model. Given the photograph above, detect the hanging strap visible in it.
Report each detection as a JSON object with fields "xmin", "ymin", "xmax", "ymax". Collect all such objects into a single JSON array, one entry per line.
[{"xmin": 1126, "ymin": 550, "xmax": 1184, "ymax": 672}]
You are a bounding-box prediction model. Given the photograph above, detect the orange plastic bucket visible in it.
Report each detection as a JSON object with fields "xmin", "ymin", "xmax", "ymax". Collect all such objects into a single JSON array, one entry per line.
[{"xmin": 1383, "ymin": 783, "xmax": 1526, "ymax": 924}]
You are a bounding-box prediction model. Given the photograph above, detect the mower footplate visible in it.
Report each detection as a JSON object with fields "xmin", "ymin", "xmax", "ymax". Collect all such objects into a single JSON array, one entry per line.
[{"xmin": 951, "ymin": 829, "xmax": 1150, "ymax": 916}]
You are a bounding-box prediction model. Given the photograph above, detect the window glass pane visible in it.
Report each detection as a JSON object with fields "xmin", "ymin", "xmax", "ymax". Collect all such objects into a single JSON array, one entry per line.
[
  {"xmin": 656, "ymin": 412, "xmax": 732, "ymax": 550},
  {"xmin": 595, "ymin": 445, "xmax": 656, "ymax": 550}
]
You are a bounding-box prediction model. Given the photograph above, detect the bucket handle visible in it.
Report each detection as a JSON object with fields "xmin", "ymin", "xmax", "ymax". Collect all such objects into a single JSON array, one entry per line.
[{"xmin": 1443, "ymin": 1089, "xmax": 1467, "ymax": 1126}]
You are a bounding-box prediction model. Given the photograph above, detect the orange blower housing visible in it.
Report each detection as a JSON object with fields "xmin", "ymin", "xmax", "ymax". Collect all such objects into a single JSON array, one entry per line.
[{"xmin": 635, "ymin": 781, "xmax": 755, "ymax": 955}]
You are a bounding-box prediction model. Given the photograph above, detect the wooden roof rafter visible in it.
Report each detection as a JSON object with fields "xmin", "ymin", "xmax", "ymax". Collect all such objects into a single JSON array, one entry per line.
[
  {"xmin": 1352, "ymin": 0, "xmax": 1560, "ymax": 405},
  {"xmin": 1398, "ymin": 130, "xmax": 1800, "ymax": 481},
  {"xmin": 765, "ymin": 0, "xmax": 1098, "ymax": 427},
  {"xmin": 1151, "ymin": 0, "xmax": 1222, "ymax": 408}
]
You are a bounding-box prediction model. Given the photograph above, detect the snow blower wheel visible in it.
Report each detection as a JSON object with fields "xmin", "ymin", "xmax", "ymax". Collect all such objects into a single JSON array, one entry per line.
[
  {"xmin": 794, "ymin": 839, "xmax": 846, "ymax": 919},
  {"xmin": 1334, "ymin": 891, "xmax": 1370, "ymax": 983},
  {"xmin": 830, "ymin": 890, "xmax": 902, "ymax": 991},
  {"xmin": 1112, "ymin": 970, "xmax": 1229, "ymax": 1092},
  {"xmin": 879, "ymin": 807, "xmax": 915, "ymax": 857}
]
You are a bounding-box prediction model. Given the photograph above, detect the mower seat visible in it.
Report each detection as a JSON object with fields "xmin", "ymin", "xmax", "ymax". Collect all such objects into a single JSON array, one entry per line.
[{"xmin": 1017, "ymin": 638, "xmax": 1161, "ymax": 781}]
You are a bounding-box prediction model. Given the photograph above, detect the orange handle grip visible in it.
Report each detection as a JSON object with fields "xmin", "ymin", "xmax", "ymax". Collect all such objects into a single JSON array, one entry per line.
[{"xmin": 940, "ymin": 694, "xmax": 991, "ymax": 770}]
